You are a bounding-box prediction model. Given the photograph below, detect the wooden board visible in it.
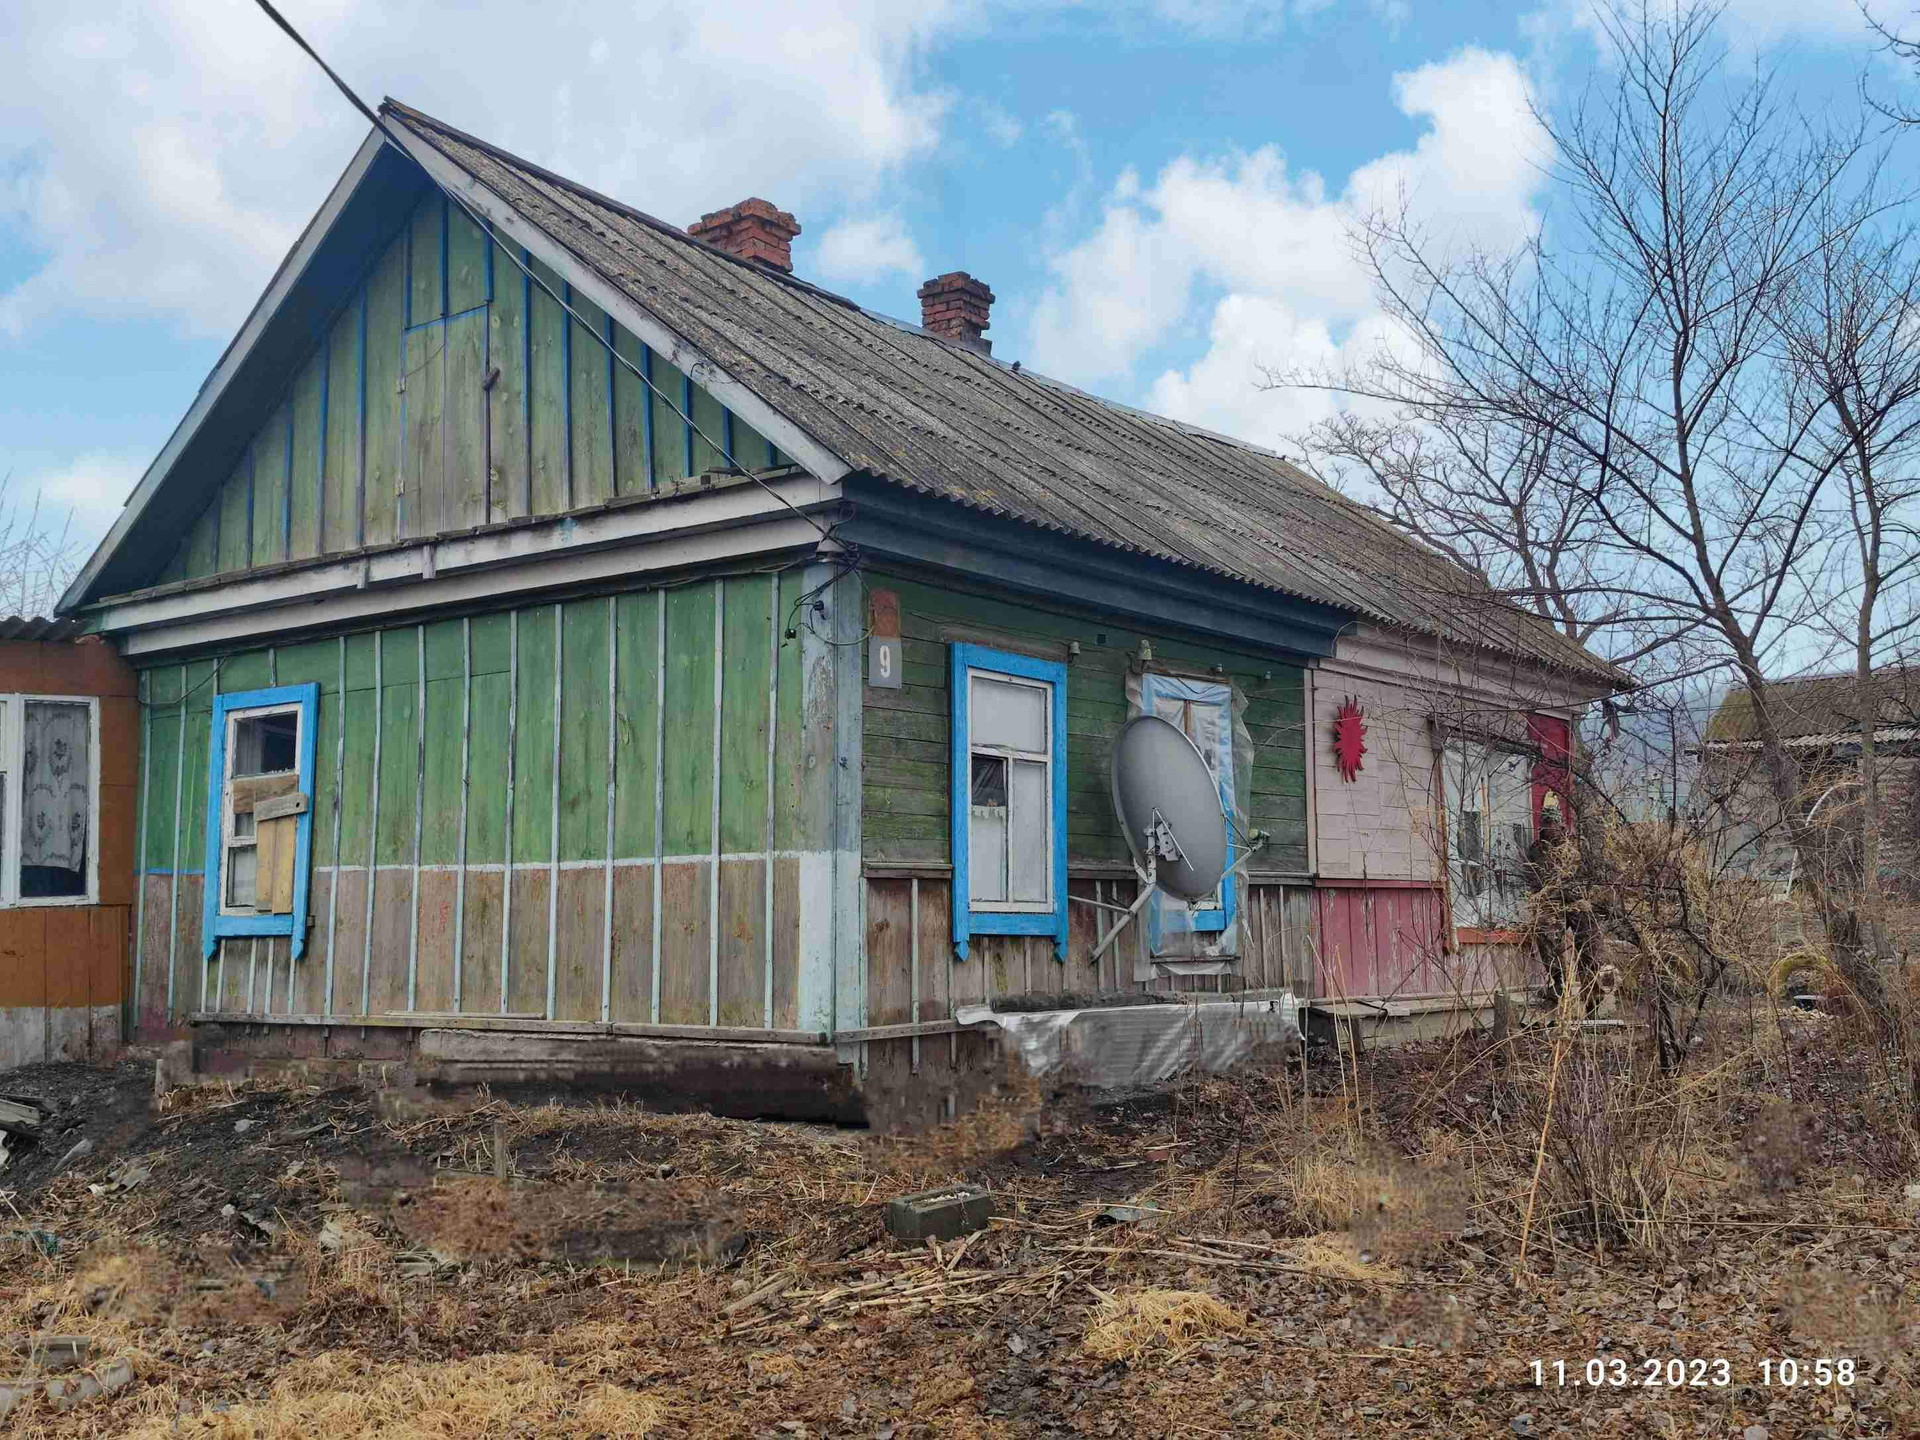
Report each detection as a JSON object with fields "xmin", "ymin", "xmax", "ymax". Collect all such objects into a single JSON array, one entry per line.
[
  {"xmin": 608, "ymin": 861, "xmax": 654, "ymax": 1023},
  {"xmin": 368, "ymin": 869, "xmax": 412, "ymax": 1014},
  {"xmin": 511, "ymin": 607, "xmax": 556, "ymax": 866},
  {"xmin": 216, "ymin": 457, "xmax": 252, "ymax": 575},
  {"xmin": 323, "ymin": 301, "xmax": 362, "ymax": 554},
  {"xmin": 558, "ymin": 599, "xmax": 610, "ymax": 863},
  {"xmin": 289, "ymin": 354, "xmax": 323, "ymax": 562},
  {"xmin": 413, "ymin": 867, "xmax": 458, "ymax": 1013},
  {"xmin": 649, "ymin": 355, "xmax": 688, "ymax": 485},
  {"xmin": 400, "ymin": 317, "xmax": 446, "ymax": 539},
  {"xmin": 714, "ymin": 857, "xmax": 762, "ymax": 1029},
  {"xmin": 569, "ymin": 293, "xmax": 614, "ymax": 507},
  {"xmin": 507, "ymin": 868, "xmax": 550, "ymax": 1016},
  {"xmin": 657, "ymin": 860, "xmax": 707, "ymax": 1026},
  {"xmin": 459, "ymin": 868, "xmax": 505, "ymax": 1016},
  {"xmin": 611, "ymin": 591, "xmax": 659, "ymax": 858},
  {"xmin": 864, "ymin": 879, "xmax": 913, "ymax": 1027},
  {"xmin": 362, "ymin": 236, "xmax": 407, "ymax": 548},
  {"xmin": 488, "ymin": 246, "xmax": 531, "ymax": 524},
  {"xmin": 612, "ymin": 327, "xmax": 649, "ymax": 495},
  {"xmin": 252, "ymin": 403, "xmax": 290, "ymax": 568},
  {"xmin": 719, "ymin": 576, "xmax": 773, "ymax": 854},
  {"xmin": 258, "ymin": 816, "xmax": 297, "ymax": 914},
  {"xmin": 444, "ymin": 306, "xmax": 490, "ymax": 530},
  {"xmin": 661, "ymin": 583, "xmax": 716, "ymax": 857},
  {"xmin": 553, "ymin": 866, "xmax": 603, "ymax": 1023},
  {"xmin": 527, "ymin": 257, "xmax": 568, "ymax": 515}
]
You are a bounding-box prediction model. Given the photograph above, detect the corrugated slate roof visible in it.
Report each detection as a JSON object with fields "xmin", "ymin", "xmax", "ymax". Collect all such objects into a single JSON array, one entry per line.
[
  {"xmin": 0, "ymin": 616, "xmax": 86, "ymax": 643},
  {"xmin": 1706, "ymin": 666, "xmax": 1920, "ymax": 745},
  {"xmin": 383, "ymin": 102, "xmax": 1627, "ymax": 687}
]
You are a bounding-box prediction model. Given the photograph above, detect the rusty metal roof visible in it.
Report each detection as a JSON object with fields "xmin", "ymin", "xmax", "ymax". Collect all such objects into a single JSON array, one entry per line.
[
  {"xmin": 383, "ymin": 102, "xmax": 1628, "ymax": 687},
  {"xmin": 0, "ymin": 616, "xmax": 86, "ymax": 643}
]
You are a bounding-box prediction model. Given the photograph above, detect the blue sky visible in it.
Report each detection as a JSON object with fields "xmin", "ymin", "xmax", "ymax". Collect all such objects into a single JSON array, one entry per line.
[{"xmin": 0, "ymin": 0, "xmax": 1906, "ymax": 563}]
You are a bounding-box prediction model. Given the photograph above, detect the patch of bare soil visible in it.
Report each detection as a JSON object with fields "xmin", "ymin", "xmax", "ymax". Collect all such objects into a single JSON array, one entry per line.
[{"xmin": 0, "ymin": 1006, "xmax": 1915, "ymax": 1438}]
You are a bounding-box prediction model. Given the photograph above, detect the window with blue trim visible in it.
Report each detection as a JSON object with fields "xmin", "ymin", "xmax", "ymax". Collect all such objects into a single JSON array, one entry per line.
[
  {"xmin": 203, "ymin": 684, "xmax": 319, "ymax": 960},
  {"xmin": 949, "ymin": 645, "xmax": 1068, "ymax": 961},
  {"xmin": 1138, "ymin": 673, "xmax": 1236, "ymax": 935}
]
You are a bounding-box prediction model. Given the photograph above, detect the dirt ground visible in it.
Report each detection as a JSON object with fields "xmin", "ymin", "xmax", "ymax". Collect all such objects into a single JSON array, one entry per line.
[{"xmin": 0, "ymin": 1009, "xmax": 1915, "ymax": 1438}]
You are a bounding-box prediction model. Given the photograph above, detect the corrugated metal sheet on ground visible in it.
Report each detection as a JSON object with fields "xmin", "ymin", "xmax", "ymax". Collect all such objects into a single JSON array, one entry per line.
[
  {"xmin": 382, "ymin": 102, "xmax": 1626, "ymax": 688},
  {"xmin": 955, "ymin": 997, "xmax": 1298, "ymax": 1086}
]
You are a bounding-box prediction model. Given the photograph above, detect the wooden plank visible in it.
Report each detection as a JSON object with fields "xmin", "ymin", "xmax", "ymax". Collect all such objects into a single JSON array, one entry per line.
[
  {"xmin": 720, "ymin": 571, "xmax": 772, "ymax": 853},
  {"xmin": 216, "ymin": 457, "xmax": 252, "ymax": 574},
  {"xmin": 918, "ymin": 879, "xmax": 952, "ymax": 1019},
  {"xmin": 459, "ymin": 869, "xmax": 504, "ymax": 1015},
  {"xmin": 409, "ymin": 194, "xmax": 444, "ymax": 323},
  {"xmin": 444, "ymin": 306, "xmax": 490, "ymax": 531},
  {"xmin": 446, "ymin": 203, "xmax": 488, "ymax": 314},
  {"xmin": 362, "ymin": 233, "xmax": 407, "ymax": 548},
  {"xmin": 661, "ymin": 583, "xmax": 716, "ymax": 856},
  {"xmin": 649, "ymin": 354, "xmax": 689, "ymax": 484},
  {"xmin": 259, "ymin": 816, "xmax": 296, "ymax": 914},
  {"xmin": 414, "ymin": 868, "xmax": 458, "ymax": 1012},
  {"xmin": 335, "ymin": 635, "xmax": 378, "ymax": 874},
  {"xmin": 609, "ymin": 862, "xmax": 654, "ymax": 1023},
  {"xmin": 400, "ymin": 320, "xmax": 446, "ymax": 539},
  {"xmin": 507, "ymin": 869, "xmax": 549, "ymax": 1015},
  {"xmin": 553, "ymin": 867, "xmax": 602, "ymax": 1023},
  {"xmin": 657, "ymin": 860, "xmax": 707, "ymax": 1025},
  {"xmin": 368, "ymin": 870, "xmax": 411, "ymax": 1013},
  {"xmin": 292, "ymin": 870, "xmax": 332, "ymax": 1015},
  {"xmin": 772, "ymin": 569, "xmax": 805, "ymax": 851},
  {"xmin": 511, "ymin": 605, "xmax": 556, "ymax": 866},
  {"xmin": 864, "ymin": 878, "xmax": 913, "ymax": 1026},
  {"xmin": 419, "ymin": 620, "xmax": 466, "ymax": 867},
  {"xmin": 611, "ymin": 590, "xmax": 659, "ymax": 857},
  {"xmin": 375, "ymin": 630, "xmax": 418, "ymax": 868},
  {"xmin": 488, "ymin": 241, "xmax": 530, "ymax": 524},
  {"xmin": 714, "ymin": 858, "xmax": 762, "ymax": 1028},
  {"xmin": 527, "ymin": 256, "xmax": 568, "ymax": 514},
  {"xmin": 690, "ymin": 381, "xmax": 725, "ymax": 474},
  {"xmin": 613, "ymin": 325, "xmax": 648, "ymax": 495},
  {"xmin": 289, "ymin": 355, "xmax": 323, "ymax": 561},
  {"xmin": 137, "ymin": 875, "xmax": 172, "ymax": 1035},
  {"xmin": 558, "ymin": 599, "xmax": 609, "ymax": 862},
  {"xmin": 323, "ymin": 301, "xmax": 362, "ymax": 554},
  {"xmin": 769, "ymin": 855, "xmax": 800, "ymax": 1031},
  {"xmin": 252, "ymin": 403, "xmax": 290, "ymax": 567},
  {"xmin": 569, "ymin": 293, "xmax": 614, "ymax": 507},
  {"xmin": 181, "ymin": 500, "xmax": 220, "ymax": 580}
]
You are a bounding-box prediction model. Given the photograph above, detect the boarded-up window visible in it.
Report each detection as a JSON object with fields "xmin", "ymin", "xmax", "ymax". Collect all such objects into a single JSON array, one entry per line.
[{"xmin": 221, "ymin": 707, "xmax": 302, "ymax": 914}]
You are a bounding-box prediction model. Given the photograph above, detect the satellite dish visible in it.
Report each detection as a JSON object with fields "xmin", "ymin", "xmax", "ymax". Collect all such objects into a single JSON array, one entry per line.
[{"xmin": 1109, "ymin": 715, "xmax": 1227, "ymax": 904}]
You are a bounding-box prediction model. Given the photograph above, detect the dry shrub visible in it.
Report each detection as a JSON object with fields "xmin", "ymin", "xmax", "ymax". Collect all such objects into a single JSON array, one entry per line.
[
  {"xmin": 1290, "ymin": 1231, "xmax": 1405, "ymax": 1281},
  {"xmin": 123, "ymin": 1352, "xmax": 671, "ymax": 1439},
  {"xmin": 1082, "ymin": 1287, "xmax": 1244, "ymax": 1361}
]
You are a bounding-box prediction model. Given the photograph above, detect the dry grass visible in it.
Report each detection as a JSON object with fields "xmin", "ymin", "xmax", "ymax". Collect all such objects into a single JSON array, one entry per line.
[
  {"xmin": 1082, "ymin": 1286, "xmax": 1244, "ymax": 1361},
  {"xmin": 120, "ymin": 1353, "xmax": 671, "ymax": 1439}
]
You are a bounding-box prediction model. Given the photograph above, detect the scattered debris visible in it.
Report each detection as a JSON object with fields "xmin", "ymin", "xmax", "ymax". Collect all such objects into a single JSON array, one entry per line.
[
  {"xmin": 0, "ymin": 1095, "xmax": 46, "ymax": 1137},
  {"xmin": 885, "ymin": 1185, "xmax": 994, "ymax": 1244},
  {"xmin": 1097, "ymin": 1202, "xmax": 1165, "ymax": 1226},
  {"xmin": 55, "ymin": 1136, "xmax": 92, "ymax": 1172},
  {"xmin": 45, "ymin": 1357, "xmax": 135, "ymax": 1412},
  {"xmin": 2, "ymin": 1229, "xmax": 59, "ymax": 1256},
  {"xmin": 87, "ymin": 1159, "xmax": 152, "ymax": 1197},
  {"xmin": 29, "ymin": 1335, "xmax": 92, "ymax": 1372},
  {"xmin": 234, "ymin": 1118, "xmax": 256, "ymax": 1136}
]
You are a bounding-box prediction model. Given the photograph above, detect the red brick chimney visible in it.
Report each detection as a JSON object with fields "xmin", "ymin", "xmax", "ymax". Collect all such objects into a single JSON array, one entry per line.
[
  {"xmin": 917, "ymin": 272, "xmax": 994, "ymax": 352},
  {"xmin": 688, "ymin": 198, "xmax": 801, "ymax": 273}
]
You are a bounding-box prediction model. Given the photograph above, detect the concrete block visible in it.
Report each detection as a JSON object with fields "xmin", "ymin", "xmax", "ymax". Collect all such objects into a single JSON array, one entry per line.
[
  {"xmin": 45, "ymin": 1357, "xmax": 133, "ymax": 1411},
  {"xmin": 885, "ymin": 1185, "xmax": 994, "ymax": 1244}
]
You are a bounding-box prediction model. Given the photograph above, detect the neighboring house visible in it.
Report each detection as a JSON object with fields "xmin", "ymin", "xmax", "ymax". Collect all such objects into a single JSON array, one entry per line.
[
  {"xmin": 0, "ymin": 620, "xmax": 137, "ymax": 1069},
  {"xmin": 58, "ymin": 102, "xmax": 1623, "ymax": 1114},
  {"xmin": 1700, "ymin": 665, "xmax": 1920, "ymax": 897}
]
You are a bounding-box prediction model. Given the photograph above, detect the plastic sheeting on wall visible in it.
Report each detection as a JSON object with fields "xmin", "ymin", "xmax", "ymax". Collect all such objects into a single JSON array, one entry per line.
[
  {"xmin": 955, "ymin": 995, "xmax": 1300, "ymax": 1087},
  {"xmin": 1125, "ymin": 670, "xmax": 1256, "ymax": 976}
]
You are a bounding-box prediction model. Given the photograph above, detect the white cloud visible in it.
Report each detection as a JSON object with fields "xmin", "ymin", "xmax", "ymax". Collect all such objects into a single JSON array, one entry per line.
[
  {"xmin": 14, "ymin": 449, "xmax": 143, "ymax": 550},
  {"xmin": 815, "ymin": 213, "xmax": 926, "ymax": 283},
  {"xmin": 1530, "ymin": 0, "xmax": 1895, "ymax": 47},
  {"xmin": 1025, "ymin": 46, "xmax": 1549, "ymax": 439},
  {"xmin": 0, "ymin": 0, "xmax": 965, "ymax": 340}
]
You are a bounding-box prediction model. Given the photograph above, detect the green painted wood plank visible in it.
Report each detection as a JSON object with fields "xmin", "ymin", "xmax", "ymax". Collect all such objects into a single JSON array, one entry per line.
[
  {"xmin": 611, "ymin": 591, "xmax": 659, "ymax": 858},
  {"xmin": 218, "ymin": 651, "xmax": 272, "ymax": 694},
  {"xmin": 363, "ymin": 237, "xmax": 407, "ymax": 548},
  {"xmin": 186, "ymin": 501, "xmax": 219, "ymax": 579},
  {"xmin": 558, "ymin": 599, "xmax": 609, "ymax": 863},
  {"xmin": 771, "ymin": 570, "xmax": 805, "ymax": 851},
  {"xmin": 649, "ymin": 355, "xmax": 688, "ymax": 485},
  {"xmin": 400, "ymin": 320, "xmax": 446, "ymax": 540},
  {"xmin": 511, "ymin": 606, "xmax": 557, "ymax": 864},
  {"xmin": 143, "ymin": 704, "xmax": 181, "ymax": 870},
  {"xmin": 465, "ymin": 613, "xmax": 512, "ymax": 862},
  {"xmin": 337, "ymin": 633, "xmax": 379, "ymax": 860},
  {"xmin": 527, "ymin": 258, "xmax": 568, "ymax": 515},
  {"xmin": 421, "ymin": 671, "xmax": 464, "ymax": 867},
  {"xmin": 660, "ymin": 582, "xmax": 715, "ymax": 856},
  {"xmin": 216, "ymin": 459, "xmax": 251, "ymax": 575},
  {"xmin": 252, "ymin": 404, "xmax": 291, "ymax": 568},
  {"xmin": 175, "ymin": 660, "xmax": 217, "ymax": 877},
  {"xmin": 569, "ymin": 293, "xmax": 614, "ymax": 507},
  {"xmin": 690, "ymin": 383, "xmax": 724, "ymax": 475},
  {"xmin": 409, "ymin": 195, "xmax": 444, "ymax": 323},
  {"xmin": 446, "ymin": 205, "xmax": 488, "ymax": 314},
  {"xmin": 719, "ymin": 576, "xmax": 772, "ymax": 853},
  {"xmin": 488, "ymin": 244, "xmax": 530, "ymax": 524},
  {"xmin": 323, "ymin": 303, "xmax": 362, "ymax": 554},
  {"xmin": 861, "ymin": 757, "xmax": 947, "ymax": 791},
  {"xmin": 289, "ymin": 358, "xmax": 323, "ymax": 562},
  {"xmin": 274, "ymin": 641, "xmax": 339, "ymax": 867},
  {"xmin": 444, "ymin": 307, "xmax": 489, "ymax": 532},
  {"xmin": 423, "ymin": 618, "xmax": 465, "ymax": 682},
  {"xmin": 612, "ymin": 327, "xmax": 647, "ymax": 496},
  {"xmin": 375, "ymin": 629, "xmax": 419, "ymax": 867}
]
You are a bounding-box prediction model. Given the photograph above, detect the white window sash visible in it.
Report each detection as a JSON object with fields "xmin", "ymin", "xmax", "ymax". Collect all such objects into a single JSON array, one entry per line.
[
  {"xmin": 3, "ymin": 693, "xmax": 101, "ymax": 909},
  {"xmin": 966, "ymin": 668, "xmax": 1054, "ymax": 914},
  {"xmin": 218, "ymin": 701, "xmax": 304, "ymax": 918}
]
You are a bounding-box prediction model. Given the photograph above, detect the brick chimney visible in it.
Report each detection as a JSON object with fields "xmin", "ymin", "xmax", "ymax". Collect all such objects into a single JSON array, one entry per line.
[
  {"xmin": 917, "ymin": 272, "xmax": 994, "ymax": 352},
  {"xmin": 688, "ymin": 198, "xmax": 801, "ymax": 273}
]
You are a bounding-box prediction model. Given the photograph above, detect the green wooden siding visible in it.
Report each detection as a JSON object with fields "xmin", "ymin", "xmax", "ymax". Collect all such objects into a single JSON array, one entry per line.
[
  {"xmin": 153, "ymin": 194, "xmax": 782, "ymax": 590},
  {"xmin": 132, "ymin": 574, "xmax": 813, "ymax": 1029},
  {"xmin": 861, "ymin": 572, "xmax": 1311, "ymax": 873}
]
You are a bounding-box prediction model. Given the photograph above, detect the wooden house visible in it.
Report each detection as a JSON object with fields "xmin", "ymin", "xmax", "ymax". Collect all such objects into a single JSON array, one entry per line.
[
  {"xmin": 0, "ymin": 620, "xmax": 137, "ymax": 1069},
  {"xmin": 60, "ymin": 103, "xmax": 1623, "ymax": 1114}
]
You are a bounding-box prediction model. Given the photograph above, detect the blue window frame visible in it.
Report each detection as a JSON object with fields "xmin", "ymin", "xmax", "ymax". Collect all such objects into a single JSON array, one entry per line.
[
  {"xmin": 1138, "ymin": 673, "xmax": 1236, "ymax": 935},
  {"xmin": 949, "ymin": 645, "xmax": 1068, "ymax": 961},
  {"xmin": 201, "ymin": 683, "xmax": 320, "ymax": 960}
]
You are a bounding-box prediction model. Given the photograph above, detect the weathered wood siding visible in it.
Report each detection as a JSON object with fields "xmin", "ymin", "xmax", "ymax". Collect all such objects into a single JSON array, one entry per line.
[
  {"xmin": 862, "ymin": 572, "xmax": 1310, "ymax": 874},
  {"xmin": 860, "ymin": 571, "xmax": 1314, "ymax": 1003},
  {"xmin": 131, "ymin": 574, "xmax": 811, "ymax": 1038},
  {"xmin": 155, "ymin": 195, "xmax": 785, "ymax": 588}
]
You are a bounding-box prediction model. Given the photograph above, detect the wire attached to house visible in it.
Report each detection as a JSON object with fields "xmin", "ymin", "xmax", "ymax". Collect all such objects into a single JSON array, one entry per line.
[{"xmin": 249, "ymin": 0, "xmax": 839, "ymax": 550}]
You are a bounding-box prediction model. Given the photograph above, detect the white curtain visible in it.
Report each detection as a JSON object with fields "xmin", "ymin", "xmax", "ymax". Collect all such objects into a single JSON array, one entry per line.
[{"xmin": 21, "ymin": 702, "xmax": 89, "ymax": 873}]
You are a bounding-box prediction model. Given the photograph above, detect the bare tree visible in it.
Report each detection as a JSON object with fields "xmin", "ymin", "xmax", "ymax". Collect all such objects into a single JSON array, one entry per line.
[
  {"xmin": 0, "ymin": 474, "xmax": 80, "ymax": 618},
  {"xmin": 1288, "ymin": 1, "xmax": 1892, "ymax": 981}
]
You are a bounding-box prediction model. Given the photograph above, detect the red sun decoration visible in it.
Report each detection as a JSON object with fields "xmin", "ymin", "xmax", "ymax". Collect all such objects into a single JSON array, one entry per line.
[{"xmin": 1332, "ymin": 697, "xmax": 1368, "ymax": 782}]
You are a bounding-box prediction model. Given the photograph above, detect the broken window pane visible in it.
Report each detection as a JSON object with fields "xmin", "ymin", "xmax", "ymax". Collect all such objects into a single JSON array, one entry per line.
[
  {"xmin": 19, "ymin": 701, "xmax": 90, "ymax": 899},
  {"xmin": 972, "ymin": 676, "xmax": 1046, "ymax": 752},
  {"xmin": 1008, "ymin": 759, "xmax": 1048, "ymax": 902},
  {"xmin": 227, "ymin": 843, "xmax": 259, "ymax": 910},
  {"xmin": 233, "ymin": 711, "xmax": 297, "ymax": 777},
  {"xmin": 970, "ymin": 753, "xmax": 1008, "ymax": 807}
]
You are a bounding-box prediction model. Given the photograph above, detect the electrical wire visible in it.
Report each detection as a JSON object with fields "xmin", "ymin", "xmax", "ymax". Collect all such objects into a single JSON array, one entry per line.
[{"xmin": 250, "ymin": 0, "xmax": 840, "ymax": 552}]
